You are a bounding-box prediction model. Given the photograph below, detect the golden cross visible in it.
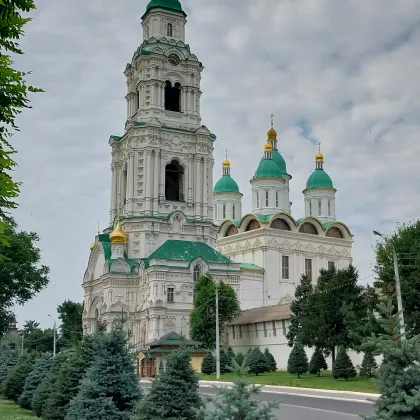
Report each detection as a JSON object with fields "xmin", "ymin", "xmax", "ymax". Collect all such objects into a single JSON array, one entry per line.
[
  {"xmin": 318, "ymin": 141, "xmax": 321, "ymax": 153},
  {"xmin": 225, "ymin": 149, "xmax": 228, "ymax": 160},
  {"xmin": 270, "ymin": 113, "xmax": 274, "ymax": 128}
]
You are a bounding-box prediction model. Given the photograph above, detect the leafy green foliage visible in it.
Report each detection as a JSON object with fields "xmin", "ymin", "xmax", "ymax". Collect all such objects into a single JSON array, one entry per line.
[
  {"xmin": 374, "ymin": 220, "xmax": 420, "ymax": 336},
  {"xmin": 308, "ymin": 347, "xmax": 328, "ymax": 377},
  {"xmin": 131, "ymin": 348, "xmax": 201, "ymax": 420},
  {"xmin": 362, "ymin": 300, "xmax": 420, "ymax": 419},
  {"xmin": 20, "ymin": 320, "xmax": 55, "ymax": 353},
  {"xmin": 195, "ymin": 356, "xmax": 279, "ymax": 419},
  {"xmin": 332, "ymin": 346, "xmax": 356, "ymax": 381},
  {"xmin": 248, "ymin": 347, "xmax": 269, "ymax": 376},
  {"xmin": 0, "ymin": 224, "xmax": 49, "ymax": 338},
  {"xmin": 201, "ymin": 352, "xmax": 215, "ymax": 375},
  {"xmin": 57, "ymin": 300, "xmax": 83, "ymax": 348},
  {"xmin": 0, "ymin": 0, "xmax": 43, "ymax": 244},
  {"xmin": 264, "ymin": 348, "xmax": 277, "ymax": 372},
  {"xmin": 293, "ymin": 265, "xmax": 367, "ymax": 361},
  {"xmin": 2, "ymin": 351, "xmax": 37, "ymax": 402},
  {"xmin": 18, "ymin": 352, "xmax": 53, "ymax": 409},
  {"xmin": 286, "ymin": 274, "xmax": 313, "ymax": 346},
  {"xmin": 32, "ymin": 351, "xmax": 69, "ymax": 418},
  {"xmin": 66, "ymin": 329, "xmax": 139, "ymax": 420},
  {"xmin": 0, "ymin": 338, "xmax": 19, "ymax": 389},
  {"xmin": 190, "ymin": 274, "xmax": 240, "ymax": 350},
  {"xmin": 43, "ymin": 334, "xmax": 99, "ymax": 420},
  {"xmin": 359, "ymin": 352, "xmax": 378, "ymax": 378},
  {"xmin": 287, "ymin": 342, "xmax": 308, "ymax": 378}
]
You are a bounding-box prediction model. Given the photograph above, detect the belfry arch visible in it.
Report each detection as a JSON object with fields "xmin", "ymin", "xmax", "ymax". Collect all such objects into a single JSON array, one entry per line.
[
  {"xmin": 164, "ymin": 80, "xmax": 181, "ymax": 112},
  {"xmin": 165, "ymin": 160, "xmax": 184, "ymax": 201}
]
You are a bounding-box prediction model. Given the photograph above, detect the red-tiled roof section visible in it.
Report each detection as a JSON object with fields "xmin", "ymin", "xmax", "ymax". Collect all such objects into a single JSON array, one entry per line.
[{"xmin": 231, "ymin": 303, "xmax": 291, "ymax": 325}]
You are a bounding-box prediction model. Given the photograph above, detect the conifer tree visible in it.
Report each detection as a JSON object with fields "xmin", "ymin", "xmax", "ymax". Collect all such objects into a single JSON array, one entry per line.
[
  {"xmin": 0, "ymin": 339, "xmax": 19, "ymax": 389},
  {"xmin": 264, "ymin": 348, "xmax": 277, "ymax": 372},
  {"xmin": 359, "ymin": 351, "xmax": 378, "ymax": 378},
  {"xmin": 131, "ymin": 348, "xmax": 202, "ymax": 420},
  {"xmin": 226, "ymin": 346, "xmax": 235, "ymax": 364},
  {"xmin": 219, "ymin": 349, "xmax": 231, "ymax": 374},
  {"xmin": 235, "ymin": 352, "xmax": 244, "ymax": 366},
  {"xmin": 309, "ymin": 347, "xmax": 328, "ymax": 377},
  {"xmin": 195, "ymin": 356, "xmax": 278, "ymax": 419},
  {"xmin": 362, "ymin": 300, "xmax": 420, "ymax": 419},
  {"xmin": 287, "ymin": 342, "xmax": 308, "ymax": 378},
  {"xmin": 2, "ymin": 351, "xmax": 37, "ymax": 402},
  {"xmin": 32, "ymin": 351, "xmax": 70, "ymax": 418},
  {"xmin": 201, "ymin": 352, "xmax": 216, "ymax": 375},
  {"xmin": 248, "ymin": 347, "xmax": 269, "ymax": 376},
  {"xmin": 43, "ymin": 333, "xmax": 100, "ymax": 420},
  {"xmin": 18, "ymin": 353, "xmax": 53, "ymax": 409},
  {"xmin": 332, "ymin": 346, "xmax": 356, "ymax": 380},
  {"xmin": 66, "ymin": 329, "xmax": 139, "ymax": 420}
]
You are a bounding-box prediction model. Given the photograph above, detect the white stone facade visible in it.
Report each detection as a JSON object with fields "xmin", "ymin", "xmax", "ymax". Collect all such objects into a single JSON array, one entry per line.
[{"xmin": 214, "ymin": 192, "xmax": 243, "ymax": 224}]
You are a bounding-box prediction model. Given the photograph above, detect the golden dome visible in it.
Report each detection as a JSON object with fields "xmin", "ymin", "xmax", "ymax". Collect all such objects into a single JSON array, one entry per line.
[
  {"xmin": 315, "ymin": 151, "xmax": 324, "ymax": 162},
  {"xmin": 90, "ymin": 242, "xmax": 95, "ymax": 251},
  {"xmin": 109, "ymin": 219, "xmax": 127, "ymax": 244},
  {"xmin": 264, "ymin": 141, "xmax": 273, "ymax": 152},
  {"xmin": 222, "ymin": 158, "xmax": 230, "ymax": 168},
  {"xmin": 267, "ymin": 127, "xmax": 277, "ymax": 139}
]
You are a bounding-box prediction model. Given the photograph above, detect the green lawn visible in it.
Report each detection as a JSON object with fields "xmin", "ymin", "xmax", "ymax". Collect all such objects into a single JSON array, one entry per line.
[
  {"xmin": 199, "ymin": 371, "xmax": 378, "ymax": 393},
  {"xmin": 0, "ymin": 399, "xmax": 37, "ymax": 419}
]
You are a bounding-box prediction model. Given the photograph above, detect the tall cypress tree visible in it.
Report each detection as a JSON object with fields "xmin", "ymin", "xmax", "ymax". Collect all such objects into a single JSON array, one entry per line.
[
  {"xmin": 18, "ymin": 353, "xmax": 53, "ymax": 409},
  {"xmin": 66, "ymin": 329, "xmax": 139, "ymax": 420},
  {"xmin": 287, "ymin": 342, "xmax": 308, "ymax": 378},
  {"xmin": 131, "ymin": 348, "xmax": 202, "ymax": 420}
]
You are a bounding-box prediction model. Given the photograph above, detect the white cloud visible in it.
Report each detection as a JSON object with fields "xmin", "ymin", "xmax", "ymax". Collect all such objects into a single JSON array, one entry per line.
[{"xmin": 10, "ymin": 0, "xmax": 420, "ymax": 328}]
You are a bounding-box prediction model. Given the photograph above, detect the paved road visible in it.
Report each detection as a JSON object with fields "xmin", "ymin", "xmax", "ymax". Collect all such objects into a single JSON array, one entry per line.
[{"xmin": 140, "ymin": 383, "xmax": 375, "ymax": 419}]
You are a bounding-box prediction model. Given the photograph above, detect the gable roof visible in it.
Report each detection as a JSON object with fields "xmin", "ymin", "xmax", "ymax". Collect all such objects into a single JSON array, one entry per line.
[
  {"xmin": 231, "ymin": 303, "xmax": 291, "ymax": 325},
  {"xmin": 146, "ymin": 240, "xmax": 232, "ymax": 265}
]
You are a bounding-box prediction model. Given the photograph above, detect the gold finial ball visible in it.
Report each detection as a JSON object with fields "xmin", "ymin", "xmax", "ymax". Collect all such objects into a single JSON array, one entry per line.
[
  {"xmin": 90, "ymin": 242, "xmax": 95, "ymax": 251},
  {"xmin": 109, "ymin": 220, "xmax": 127, "ymax": 244},
  {"xmin": 222, "ymin": 158, "xmax": 230, "ymax": 168},
  {"xmin": 315, "ymin": 151, "xmax": 324, "ymax": 162},
  {"xmin": 264, "ymin": 141, "xmax": 273, "ymax": 152},
  {"xmin": 267, "ymin": 127, "xmax": 277, "ymax": 139}
]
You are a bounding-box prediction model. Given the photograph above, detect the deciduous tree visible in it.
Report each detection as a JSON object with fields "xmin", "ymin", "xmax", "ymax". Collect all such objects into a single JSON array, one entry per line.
[
  {"xmin": 57, "ymin": 300, "xmax": 83, "ymax": 347},
  {"xmin": 190, "ymin": 274, "xmax": 240, "ymax": 350}
]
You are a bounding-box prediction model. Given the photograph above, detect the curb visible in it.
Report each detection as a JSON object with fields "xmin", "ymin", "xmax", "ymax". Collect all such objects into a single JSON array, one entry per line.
[{"xmin": 199, "ymin": 380, "xmax": 379, "ymax": 402}]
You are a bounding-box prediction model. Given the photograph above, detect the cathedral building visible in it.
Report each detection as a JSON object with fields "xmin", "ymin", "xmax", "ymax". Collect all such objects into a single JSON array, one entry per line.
[{"xmin": 82, "ymin": 0, "xmax": 353, "ymax": 350}]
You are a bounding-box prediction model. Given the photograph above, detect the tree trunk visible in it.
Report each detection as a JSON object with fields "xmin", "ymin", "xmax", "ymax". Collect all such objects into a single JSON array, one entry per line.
[{"xmin": 331, "ymin": 347, "xmax": 336, "ymax": 364}]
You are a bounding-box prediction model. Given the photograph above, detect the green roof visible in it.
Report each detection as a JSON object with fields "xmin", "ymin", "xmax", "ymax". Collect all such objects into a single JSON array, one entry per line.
[
  {"xmin": 254, "ymin": 158, "xmax": 282, "ymax": 179},
  {"xmin": 146, "ymin": 332, "xmax": 202, "ymax": 348},
  {"xmin": 260, "ymin": 149, "xmax": 287, "ymax": 175},
  {"xmin": 306, "ymin": 168, "xmax": 333, "ymax": 189},
  {"xmin": 254, "ymin": 213, "xmax": 274, "ymax": 223},
  {"xmin": 214, "ymin": 175, "xmax": 240, "ymax": 193},
  {"xmin": 144, "ymin": 0, "xmax": 186, "ymax": 16},
  {"xmin": 146, "ymin": 240, "xmax": 231, "ymax": 265},
  {"xmin": 240, "ymin": 263, "xmax": 264, "ymax": 271}
]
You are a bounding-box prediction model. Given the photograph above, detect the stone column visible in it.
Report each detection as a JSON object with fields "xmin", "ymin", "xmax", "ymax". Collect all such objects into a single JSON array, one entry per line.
[
  {"xmin": 187, "ymin": 154, "xmax": 193, "ymax": 203},
  {"xmin": 145, "ymin": 151, "xmax": 152, "ymax": 214},
  {"xmin": 132, "ymin": 151, "xmax": 138, "ymax": 215},
  {"xmin": 153, "ymin": 151, "xmax": 160, "ymax": 214},
  {"xmin": 195, "ymin": 157, "xmax": 201, "ymax": 219},
  {"xmin": 207, "ymin": 160, "xmax": 214, "ymax": 220},
  {"xmin": 202, "ymin": 159, "xmax": 208, "ymax": 218},
  {"xmin": 127, "ymin": 154, "xmax": 134, "ymax": 215}
]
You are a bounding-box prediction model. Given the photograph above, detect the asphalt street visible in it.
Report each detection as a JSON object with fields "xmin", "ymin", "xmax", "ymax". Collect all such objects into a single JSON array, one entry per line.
[{"xmin": 139, "ymin": 382, "xmax": 375, "ymax": 419}]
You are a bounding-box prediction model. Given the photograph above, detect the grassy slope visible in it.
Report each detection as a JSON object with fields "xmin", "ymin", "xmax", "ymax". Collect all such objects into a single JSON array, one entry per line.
[
  {"xmin": 0, "ymin": 399, "xmax": 37, "ymax": 419},
  {"xmin": 199, "ymin": 371, "xmax": 378, "ymax": 393}
]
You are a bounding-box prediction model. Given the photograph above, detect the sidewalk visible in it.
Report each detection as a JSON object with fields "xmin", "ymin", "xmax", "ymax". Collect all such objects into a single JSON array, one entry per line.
[{"xmin": 199, "ymin": 380, "xmax": 380, "ymax": 402}]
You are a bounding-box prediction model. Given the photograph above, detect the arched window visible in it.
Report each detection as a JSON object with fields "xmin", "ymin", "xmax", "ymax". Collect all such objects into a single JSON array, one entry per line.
[
  {"xmin": 167, "ymin": 23, "xmax": 173, "ymax": 37},
  {"xmin": 309, "ymin": 201, "xmax": 312, "ymax": 216},
  {"xmin": 326, "ymin": 227, "xmax": 344, "ymax": 238},
  {"xmin": 256, "ymin": 192, "xmax": 259, "ymax": 208},
  {"xmin": 232, "ymin": 205, "xmax": 236, "ymax": 220},
  {"xmin": 299, "ymin": 222, "xmax": 318, "ymax": 235},
  {"xmin": 164, "ymin": 80, "xmax": 181, "ymax": 112},
  {"xmin": 222, "ymin": 204, "xmax": 226, "ymax": 219},
  {"xmin": 246, "ymin": 219, "xmax": 260, "ymax": 232},
  {"xmin": 276, "ymin": 192, "xmax": 279, "ymax": 207},
  {"xmin": 318, "ymin": 200, "xmax": 322, "ymax": 215},
  {"xmin": 265, "ymin": 191, "xmax": 269, "ymax": 207},
  {"xmin": 225, "ymin": 225, "xmax": 238, "ymax": 237},
  {"xmin": 271, "ymin": 218, "xmax": 291, "ymax": 230},
  {"xmin": 193, "ymin": 265, "xmax": 201, "ymax": 282},
  {"xmin": 328, "ymin": 201, "xmax": 331, "ymax": 216},
  {"xmin": 165, "ymin": 160, "xmax": 184, "ymax": 201}
]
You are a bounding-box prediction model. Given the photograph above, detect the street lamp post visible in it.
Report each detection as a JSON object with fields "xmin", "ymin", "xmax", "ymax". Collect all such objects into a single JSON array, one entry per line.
[
  {"xmin": 48, "ymin": 314, "xmax": 56, "ymax": 356},
  {"xmin": 373, "ymin": 230, "xmax": 406, "ymax": 338}
]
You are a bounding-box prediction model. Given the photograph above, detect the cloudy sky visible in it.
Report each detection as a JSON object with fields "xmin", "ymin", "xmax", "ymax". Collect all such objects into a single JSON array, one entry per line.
[{"xmin": 12, "ymin": 0, "xmax": 420, "ymax": 327}]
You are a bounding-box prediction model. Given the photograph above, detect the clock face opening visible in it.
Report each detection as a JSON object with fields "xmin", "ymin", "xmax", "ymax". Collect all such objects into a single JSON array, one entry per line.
[{"xmin": 168, "ymin": 53, "xmax": 181, "ymax": 66}]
